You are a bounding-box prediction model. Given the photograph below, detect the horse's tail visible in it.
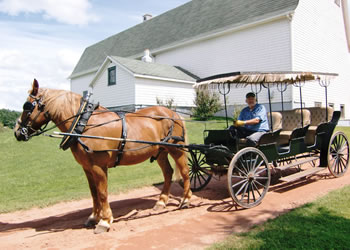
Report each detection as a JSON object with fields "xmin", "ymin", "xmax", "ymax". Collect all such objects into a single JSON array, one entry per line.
[{"xmin": 174, "ymin": 114, "xmax": 188, "ymax": 182}]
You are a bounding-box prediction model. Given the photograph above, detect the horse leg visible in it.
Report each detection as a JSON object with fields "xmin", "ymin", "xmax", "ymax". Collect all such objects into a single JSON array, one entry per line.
[
  {"xmin": 154, "ymin": 151, "xmax": 174, "ymax": 211},
  {"xmin": 90, "ymin": 165, "xmax": 114, "ymax": 234},
  {"xmin": 82, "ymin": 168, "xmax": 99, "ymax": 228},
  {"xmin": 169, "ymin": 150, "xmax": 192, "ymax": 209}
]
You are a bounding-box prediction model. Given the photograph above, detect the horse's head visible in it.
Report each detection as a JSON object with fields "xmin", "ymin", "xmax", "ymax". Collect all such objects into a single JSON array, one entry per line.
[{"xmin": 14, "ymin": 79, "xmax": 51, "ymax": 141}]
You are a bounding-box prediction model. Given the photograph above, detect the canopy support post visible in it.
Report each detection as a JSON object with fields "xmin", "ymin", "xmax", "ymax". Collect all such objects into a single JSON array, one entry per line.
[
  {"xmin": 267, "ymin": 83, "xmax": 273, "ymax": 131},
  {"xmin": 293, "ymin": 78, "xmax": 305, "ymax": 127},
  {"xmin": 299, "ymin": 85, "xmax": 304, "ymax": 127},
  {"xmin": 319, "ymin": 79, "xmax": 331, "ymax": 122},
  {"xmin": 251, "ymin": 83, "xmax": 262, "ymax": 103},
  {"xmin": 218, "ymin": 83, "xmax": 231, "ymax": 128},
  {"xmin": 277, "ymin": 82, "xmax": 287, "ymax": 113}
]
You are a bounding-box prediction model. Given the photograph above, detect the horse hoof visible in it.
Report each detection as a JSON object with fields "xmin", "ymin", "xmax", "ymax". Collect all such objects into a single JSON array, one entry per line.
[
  {"xmin": 153, "ymin": 201, "xmax": 166, "ymax": 211},
  {"xmin": 84, "ymin": 214, "xmax": 97, "ymax": 228},
  {"xmin": 179, "ymin": 199, "xmax": 190, "ymax": 209},
  {"xmin": 94, "ymin": 220, "xmax": 110, "ymax": 234},
  {"xmin": 84, "ymin": 219, "xmax": 97, "ymax": 228}
]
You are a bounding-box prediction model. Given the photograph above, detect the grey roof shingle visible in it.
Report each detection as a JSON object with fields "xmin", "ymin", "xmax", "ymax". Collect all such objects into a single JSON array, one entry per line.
[
  {"xmin": 71, "ymin": 0, "xmax": 299, "ymax": 77},
  {"xmin": 110, "ymin": 56, "xmax": 197, "ymax": 82}
]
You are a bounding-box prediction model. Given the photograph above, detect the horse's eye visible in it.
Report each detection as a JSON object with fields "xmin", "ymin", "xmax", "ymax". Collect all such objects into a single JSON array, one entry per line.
[{"xmin": 23, "ymin": 101, "xmax": 34, "ymax": 112}]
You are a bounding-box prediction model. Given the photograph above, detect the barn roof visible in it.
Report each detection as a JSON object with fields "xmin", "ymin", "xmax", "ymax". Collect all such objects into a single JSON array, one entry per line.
[
  {"xmin": 71, "ymin": 0, "xmax": 299, "ymax": 78},
  {"xmin": 111, "ymin": 56, "xmax": 198, "ymax": 82},
  {"xmin": 90, "ymin": 56, "xmax": 198, "ymax": 87}
]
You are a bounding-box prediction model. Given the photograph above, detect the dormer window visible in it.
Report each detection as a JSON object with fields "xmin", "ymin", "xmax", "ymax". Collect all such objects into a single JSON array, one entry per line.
[
  {"xmin": 108, "ymin": 66, "xmax": 116, "ymax": 86},
  {"xmin": 335, "ymin": 0, "xmax": 341, "ymax": 7}
]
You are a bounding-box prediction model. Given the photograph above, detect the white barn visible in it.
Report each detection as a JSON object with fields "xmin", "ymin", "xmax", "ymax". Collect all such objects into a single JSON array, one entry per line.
[{"xmin": 70, "ymin": 0, "xmax": 350, "ymax": 120}]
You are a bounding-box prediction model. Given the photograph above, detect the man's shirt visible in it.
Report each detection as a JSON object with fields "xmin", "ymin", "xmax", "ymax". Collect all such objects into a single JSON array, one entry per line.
[{"xmin": 238, "ymin": 104, "xmax": 270, "ymax": 132}]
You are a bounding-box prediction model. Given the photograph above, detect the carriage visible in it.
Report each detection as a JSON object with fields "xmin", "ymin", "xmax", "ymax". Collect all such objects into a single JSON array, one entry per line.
[{"xmin": 183, "ymin": 71, "xmax": 349, "ymax": 208}]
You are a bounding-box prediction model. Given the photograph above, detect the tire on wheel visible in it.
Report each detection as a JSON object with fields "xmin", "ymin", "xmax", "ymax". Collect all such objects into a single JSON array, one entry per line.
[
  {"xmin": 227, "ymin": 147, "xmax": 270, "ymax": 208},
  {"xmin": 180, "ymin": 149, "xmax": 212, "ymax": 192},
  {"xmin": 328, "ymin": 131, "xmax": 349, "ymax": 177}
]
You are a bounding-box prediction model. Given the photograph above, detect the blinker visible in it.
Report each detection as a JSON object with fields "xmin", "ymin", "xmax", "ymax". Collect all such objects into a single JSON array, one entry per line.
[{"xmin": 23, "ymin": 101, "xmax": 34, "ymax": 112}]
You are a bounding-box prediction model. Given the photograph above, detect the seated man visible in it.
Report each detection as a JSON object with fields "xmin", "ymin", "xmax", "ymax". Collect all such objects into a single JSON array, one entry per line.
[{"xmin": 231, "ymin": 92, "xmax": 270, "ymax": 146}]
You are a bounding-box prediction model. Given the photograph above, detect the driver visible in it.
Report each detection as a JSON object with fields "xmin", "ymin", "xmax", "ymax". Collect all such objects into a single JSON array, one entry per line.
[{"xmin": 231, "ymin": 92, "xmax": 269, "ymax": 146}]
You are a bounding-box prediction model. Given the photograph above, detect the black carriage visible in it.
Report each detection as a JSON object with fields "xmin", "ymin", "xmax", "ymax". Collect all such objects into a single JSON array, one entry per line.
[{"xmin": 186, "ymin": 71, "xmax": 349, "ymax": 208}]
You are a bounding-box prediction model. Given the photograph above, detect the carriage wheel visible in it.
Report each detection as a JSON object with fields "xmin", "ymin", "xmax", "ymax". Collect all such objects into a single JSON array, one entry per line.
[
  {"xmin": 328, "ymin": 131, "xmax": 349, "ymax": 177},
  {"xmin": 186, "ymin": 149, "xmax": 212, "ymax": 192},
  {"xmin": 227, "ymin": 147, "xmax": 270, "ymax": 208}
]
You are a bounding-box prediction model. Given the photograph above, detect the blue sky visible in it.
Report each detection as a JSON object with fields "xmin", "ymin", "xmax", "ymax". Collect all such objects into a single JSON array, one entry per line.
[{"xmin": 0, "ymin": 0, "xmax": 190, "ymax": 110}]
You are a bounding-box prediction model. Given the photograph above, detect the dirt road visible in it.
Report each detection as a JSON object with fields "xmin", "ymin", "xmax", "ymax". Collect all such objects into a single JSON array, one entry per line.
[{"xmin": 1, "ymin": 169, "xmax": 349, "ymax": 250}]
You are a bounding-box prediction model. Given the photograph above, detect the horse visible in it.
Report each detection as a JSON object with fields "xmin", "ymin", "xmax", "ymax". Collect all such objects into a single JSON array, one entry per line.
[{"xmin": 14, "ymin": 79, "xmax": 192, "ymax": 234}]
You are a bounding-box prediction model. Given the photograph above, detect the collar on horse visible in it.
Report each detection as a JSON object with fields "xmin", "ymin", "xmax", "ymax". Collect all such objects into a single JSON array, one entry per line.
[{"xmin": 60, "ymin": 97, "xmax": 99, "ymax": 151}]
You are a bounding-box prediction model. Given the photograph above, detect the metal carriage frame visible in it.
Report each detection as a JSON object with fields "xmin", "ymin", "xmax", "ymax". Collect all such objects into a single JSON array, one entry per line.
[{"xmin": 185, "ymin": 71, "xmax": 349, "ymax": 208}]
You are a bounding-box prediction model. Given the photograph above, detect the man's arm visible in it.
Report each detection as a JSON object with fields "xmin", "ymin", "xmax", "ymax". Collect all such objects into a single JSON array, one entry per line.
[{"xmin": 244, "ymin": 118, "xmax": 261, "ymax": 125}]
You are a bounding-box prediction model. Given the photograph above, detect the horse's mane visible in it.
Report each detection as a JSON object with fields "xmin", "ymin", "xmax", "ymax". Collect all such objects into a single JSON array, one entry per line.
[{"xmin": 40, "ymin": 88, "xmax": 81, "ymax": 121}]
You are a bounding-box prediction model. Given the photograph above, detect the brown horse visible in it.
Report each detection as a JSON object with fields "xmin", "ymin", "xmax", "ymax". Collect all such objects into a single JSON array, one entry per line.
[{"xmin": 14, "ymin": 79, "xmax": 192, "ymax": 233}]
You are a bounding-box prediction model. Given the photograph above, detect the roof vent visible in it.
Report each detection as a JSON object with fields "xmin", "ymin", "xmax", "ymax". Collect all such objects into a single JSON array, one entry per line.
[
  {"xmin": 143, "ymin": 14, "xmax": 153, "ymax": 22},
  {"xmin": 142, "ymin": 49, "xmax": 153, "ymax": 63}
]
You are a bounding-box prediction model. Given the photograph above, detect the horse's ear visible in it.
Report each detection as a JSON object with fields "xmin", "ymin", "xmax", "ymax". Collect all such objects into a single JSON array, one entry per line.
[{"xmin": 31, "ymin": 79, "xmax": 39, "ymax": 96}]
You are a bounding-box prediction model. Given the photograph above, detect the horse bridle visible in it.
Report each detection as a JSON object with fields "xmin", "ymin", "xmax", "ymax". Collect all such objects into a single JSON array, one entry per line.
[{"xmin": 18, "ymin": 95, "xmax": 51, "ymax": 140}]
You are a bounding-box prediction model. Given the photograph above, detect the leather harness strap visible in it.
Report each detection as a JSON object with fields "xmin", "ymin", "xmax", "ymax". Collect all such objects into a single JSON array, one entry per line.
[
  {"xmin": 114, "ymin": 112, "xmax": 127, "ymax": 167},
  {"xmin": 60, "ymin": 97, "xmax": 99, "ymax": 151}
]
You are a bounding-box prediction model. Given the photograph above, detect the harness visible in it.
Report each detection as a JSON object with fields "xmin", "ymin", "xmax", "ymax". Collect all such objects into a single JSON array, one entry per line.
[
  {"xmin": 60, "ymin": 97, "xmax": 99, "ymax": 151},
  {"xmin": 114, "ymin": 112, "xmax": 127, "ymax": 166}
]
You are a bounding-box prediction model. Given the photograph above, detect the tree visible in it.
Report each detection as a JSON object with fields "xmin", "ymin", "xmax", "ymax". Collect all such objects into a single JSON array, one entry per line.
[
  {"xmin": 0, "ymin": 109, "xmax": 21, "ymax": 129},
  {"xmin": 192, "ymin": 87, "xmax": 221, "ymax": 120}
]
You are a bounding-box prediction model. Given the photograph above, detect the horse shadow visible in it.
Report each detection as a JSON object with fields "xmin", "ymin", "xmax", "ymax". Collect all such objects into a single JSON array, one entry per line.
[
  {"xmin": 0, "ymin": 171, "xmax": 335, "ymax": 234},
  {"xmin": 0, "ymin": 194, "xmax": 159, "ymax": 234}
]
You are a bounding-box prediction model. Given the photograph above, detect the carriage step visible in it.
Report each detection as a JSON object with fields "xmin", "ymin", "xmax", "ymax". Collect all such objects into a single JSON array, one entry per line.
[
  {"xmin": 276, "ymin": 157, "xmax": 319, "ymax": 171},
  {"xmin": 280, "ymin": 167, "xmax": 324, "ymax": 182}
]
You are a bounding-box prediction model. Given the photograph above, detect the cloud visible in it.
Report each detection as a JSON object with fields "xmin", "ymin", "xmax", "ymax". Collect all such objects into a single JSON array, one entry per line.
[
  {"xmin": 0, "ymin": 21, "xmax": 85, "ymax": 110},
  {"xmin": 0, "ymin": 0, "xmax": 99, "ymax": 25}
]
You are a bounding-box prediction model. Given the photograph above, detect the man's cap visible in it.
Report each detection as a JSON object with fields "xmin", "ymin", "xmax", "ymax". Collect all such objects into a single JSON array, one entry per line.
[{"xmin": 246, "ymin": 92, "xmax": 256, "ymax": 98}]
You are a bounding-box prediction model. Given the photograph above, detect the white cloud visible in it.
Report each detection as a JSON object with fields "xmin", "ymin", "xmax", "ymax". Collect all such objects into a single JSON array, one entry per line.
[
  {"xmin": 0, "ymin": 22, "xmax": 86, "ymax": 110},
  {"xmin": 0, "ymin": 0, "xmax": 99, "ymax": 25}
]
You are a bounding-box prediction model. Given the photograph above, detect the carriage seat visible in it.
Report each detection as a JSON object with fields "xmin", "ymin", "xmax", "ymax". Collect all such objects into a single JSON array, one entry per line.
[
  {"xmin": 305, "ymin": 107, "xmax": 334, "ymax": 145},
  {"xmin": 239, "ymin": 111, "xmax": 283, "ymax": 147},
  {"xmin": 278, "ymin": 109, "xmax": 311, "ymax": 145}
]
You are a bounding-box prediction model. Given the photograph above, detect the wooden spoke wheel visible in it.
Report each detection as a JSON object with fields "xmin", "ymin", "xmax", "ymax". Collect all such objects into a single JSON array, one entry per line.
[
  {"xmin": 186, "ymin": 149, "xmax": 212, "ymax": 192},
  {"xmin": 328, "ymin": 131, "xmax": 349, "ymax": 177},
  {"xmin": 227, "ymin": 147, "xmax": 270, "ymax": 208}
]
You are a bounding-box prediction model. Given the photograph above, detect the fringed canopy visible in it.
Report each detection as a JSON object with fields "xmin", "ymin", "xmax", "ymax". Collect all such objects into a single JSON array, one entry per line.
[{"xmin": 195, "ymin": 71, "xmax": 338, "ymax": 88}]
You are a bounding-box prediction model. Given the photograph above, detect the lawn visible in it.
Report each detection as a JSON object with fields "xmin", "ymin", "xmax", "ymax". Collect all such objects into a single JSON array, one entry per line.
[
  {"xmin": 209, "ymin": 185, "xmax": 350, "ymax": 250},
  {"xmin": 0, "ymin": 119, "xmax": 227, "ymax": 213}
]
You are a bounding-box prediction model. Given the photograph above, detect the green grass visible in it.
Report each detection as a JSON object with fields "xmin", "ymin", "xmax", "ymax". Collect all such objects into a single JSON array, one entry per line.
[
  {"xmin": 209, "ymin": 185, "xmax": 350, "ymax": 250},
  {"xmin": 0, "ymin": 119, "xmax": 225, "ymax": 213}
]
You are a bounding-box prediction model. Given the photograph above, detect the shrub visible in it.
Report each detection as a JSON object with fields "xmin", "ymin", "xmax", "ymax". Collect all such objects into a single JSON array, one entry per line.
[
  {"xmin": 156, "ymin": 97, "xmax": 176, "ymax": 110},
  {"xmin": 192, "ymin": 87, "xmax": 221, "ymax": 120},
  {"xmin": 0, "ymin": 109, "xmax": 21, "ymax": 129}
]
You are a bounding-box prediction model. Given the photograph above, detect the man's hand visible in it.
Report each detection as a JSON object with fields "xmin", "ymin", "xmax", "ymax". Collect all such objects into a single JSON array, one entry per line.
[{"xmin": 235, "ymin": 120, "xmax": 245, "ymax": 127}]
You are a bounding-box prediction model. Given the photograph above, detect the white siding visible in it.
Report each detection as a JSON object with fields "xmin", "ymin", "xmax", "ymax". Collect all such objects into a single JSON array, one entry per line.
[
  {"xmin": 70, "ymin": 72, "xmax": 95, "ymax": 96},
  {"xmin": 292, "ymin": 0, "xmax": 350, "ymax": 118},
  {"xmin": 92, "ymin": 62, "xmax": 135, "ymax": 108},
  {"xmin": 155, "ymin": 19, "xmax": 293, "ymax": 108},
  {"xmin": 135, "ymin": 78, "xmax": 195, "ymax": 107}
]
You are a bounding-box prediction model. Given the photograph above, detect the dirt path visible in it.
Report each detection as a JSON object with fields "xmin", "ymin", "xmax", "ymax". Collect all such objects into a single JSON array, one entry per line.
[{"xmin": 1, "ymin": 169, "xmax": 349, "ymax": 250}]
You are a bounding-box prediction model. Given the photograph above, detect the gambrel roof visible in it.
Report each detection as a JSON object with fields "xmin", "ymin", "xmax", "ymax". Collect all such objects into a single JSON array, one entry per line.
[{"xmin": 71, "ymin": 0, "xmax": 299, "ymax": 78}]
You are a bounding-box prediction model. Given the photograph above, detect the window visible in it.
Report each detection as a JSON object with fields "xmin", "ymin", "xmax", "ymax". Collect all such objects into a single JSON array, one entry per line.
[
  {"xmin": 340, "ymin": 104, "xmax": 345, "ymax": 118},
  {"xmin": 335, "ymin": 0, "xmax": 341, "ymax": 7},
  {"xmin": 315, "ymin": 102, "xmax": 322, "ymax": 107},
  {"xmin": 329, "ymin": 103, "xmax": 335, "ymax": 109},
  {"xmin": 83, "ymin": 91, "xmax": 88, "ymax": 99},
  {"xmin": 108, "ymin": 66, "xmax": 116, "ymax": 86}
]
